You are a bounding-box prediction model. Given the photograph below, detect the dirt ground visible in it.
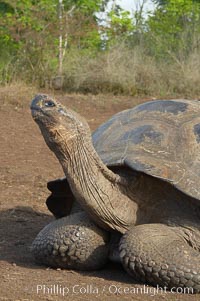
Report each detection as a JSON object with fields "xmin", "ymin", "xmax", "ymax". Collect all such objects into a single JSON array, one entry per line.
[{"xmin": 0, "ymin": 85, "xmax": 199, "ymax": 301}]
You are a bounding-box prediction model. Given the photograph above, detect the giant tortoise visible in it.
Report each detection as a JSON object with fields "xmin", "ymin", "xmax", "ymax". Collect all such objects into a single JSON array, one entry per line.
[{"xmin": 30, "ymin": 95, "xmax": 200, "ymax": 293}]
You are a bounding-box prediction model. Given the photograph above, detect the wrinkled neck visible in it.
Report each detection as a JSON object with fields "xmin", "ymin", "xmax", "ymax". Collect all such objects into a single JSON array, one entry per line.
[
  {"xmin": 66, "ymin": 135, "xmax": 119, "ymax": 182},
  {"xmin": 51, "ymin": 131, "xmax": 138, "ymax": 233}
]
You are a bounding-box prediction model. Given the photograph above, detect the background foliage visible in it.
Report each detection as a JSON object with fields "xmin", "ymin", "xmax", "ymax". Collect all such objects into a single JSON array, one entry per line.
[{"xmin": 0, "ymin": 0, "xmax": 200, "ymax": 97}]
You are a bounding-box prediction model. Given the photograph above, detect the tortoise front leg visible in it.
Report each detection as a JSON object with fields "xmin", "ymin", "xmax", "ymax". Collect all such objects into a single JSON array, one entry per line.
[
  {"xmin": 119, "ymin": 223, "xmax": 200, "ymax": 293},
  {"xmin": 32, "ymin": 212, "xmax": 110, "ymax": 270}
]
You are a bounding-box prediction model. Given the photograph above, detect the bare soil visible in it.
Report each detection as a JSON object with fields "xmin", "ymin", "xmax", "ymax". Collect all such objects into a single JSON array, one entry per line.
[{"xmin": 0, "ymin": 85, "xmax": 198, "ymax": 301}]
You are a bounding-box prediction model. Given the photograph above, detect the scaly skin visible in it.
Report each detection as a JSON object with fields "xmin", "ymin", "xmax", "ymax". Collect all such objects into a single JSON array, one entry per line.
[
  {"xmin": 119, "ymin": 224, "xmax": 200, "ymax": 293},
  {"xmin": 32, "ymin": 212, "xmax": 109, "ymax": 270}
]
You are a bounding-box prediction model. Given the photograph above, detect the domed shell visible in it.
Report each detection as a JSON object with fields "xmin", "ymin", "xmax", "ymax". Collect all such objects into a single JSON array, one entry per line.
[{"xmin": 92, "ymin": 99, "xmax": 200, "ymax": 201}]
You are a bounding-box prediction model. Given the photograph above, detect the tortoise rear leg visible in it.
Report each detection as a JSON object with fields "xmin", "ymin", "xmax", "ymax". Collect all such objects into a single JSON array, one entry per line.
[
  {"xmin": 32, "ymin": 212, "xmax": 110, "ymax": 270},
  {"xmin": 119, "ymin": 224, "xmax": 200, "ymax": 293}
]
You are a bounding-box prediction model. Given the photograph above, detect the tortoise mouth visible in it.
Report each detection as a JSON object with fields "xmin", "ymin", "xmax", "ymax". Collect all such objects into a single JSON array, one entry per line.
[
  {"xmin": 30, "ymin": 97, "xmax": 43, "ymax": 116},
  {"xmin": 31, "ymin": 106, "xmax": 43, "ymax": 118},
  {"xmin": 31, "ymin": 106, "xmax": 41, "ymax": 112},
  {"xmin": 31, "ymin": 107, "xmax": 51, "ymax": 123},
  {"xmin": 31, "ymin": 102, "xmax": 50, "ymax": 119}
]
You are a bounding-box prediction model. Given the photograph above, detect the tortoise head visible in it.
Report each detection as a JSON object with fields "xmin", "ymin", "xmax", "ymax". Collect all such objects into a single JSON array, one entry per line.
[{"xmin": 30, "ymin": 94, "xmax": 90, "ymax": 157}]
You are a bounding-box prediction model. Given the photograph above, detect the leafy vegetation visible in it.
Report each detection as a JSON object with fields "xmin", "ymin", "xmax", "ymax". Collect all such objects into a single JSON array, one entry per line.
[{"xmin": 0, "ymin": 0, "xmax": 200, "ymax": 97}]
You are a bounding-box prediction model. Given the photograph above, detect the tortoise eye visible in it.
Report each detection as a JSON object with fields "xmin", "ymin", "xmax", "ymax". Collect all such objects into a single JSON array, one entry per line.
[{"xmin": 45, "ymin": 100, "xmax": 55, "ymax": 107}]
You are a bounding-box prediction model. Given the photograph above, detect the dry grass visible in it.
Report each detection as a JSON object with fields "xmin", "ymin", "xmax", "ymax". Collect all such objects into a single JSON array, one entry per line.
[
  {"xmin": 0, "ymin": 83, "xmax": 37, "ymax": 107},
  {"xmin": 62, "ymin": 43, "xmax": 200, "ymax": 98},
  {"xmin": 1, "ymin": 43, "xmax": 200, "ymax": 99}
]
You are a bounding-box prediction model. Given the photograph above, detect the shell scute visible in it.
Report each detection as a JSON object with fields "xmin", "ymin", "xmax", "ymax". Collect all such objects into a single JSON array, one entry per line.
[
  {"xmin": 92, "ymin": 99, "xmax": 200, "ymax": 201},
  {"xmin": 119, "ymin": 125, "xmax": 163, "ymax": 145},
  {"xmin": 135, "ymin": 100, "xmax": 188, "ymax": 115}
]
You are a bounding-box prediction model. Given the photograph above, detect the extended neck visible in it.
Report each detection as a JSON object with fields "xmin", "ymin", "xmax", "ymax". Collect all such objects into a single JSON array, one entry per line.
[{"xmin": 56, "ymin": 134, "xmax": 138, "ymax": 233}]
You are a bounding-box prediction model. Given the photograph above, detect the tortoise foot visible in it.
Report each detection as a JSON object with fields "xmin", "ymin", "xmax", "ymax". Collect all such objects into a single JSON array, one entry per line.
[
  {"xmin": 119, "ymin": 224, "xmax": 200, "ymax": 293},
  {"xmin": 32, "ymin": 212, "xmax": 109, "ymax": 270}
]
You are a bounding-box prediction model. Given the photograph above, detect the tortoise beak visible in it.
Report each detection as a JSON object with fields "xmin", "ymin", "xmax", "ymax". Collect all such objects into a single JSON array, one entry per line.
[{"xmin": 30, "ymin": 94, "xmax": 48, "ymax": 111}]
